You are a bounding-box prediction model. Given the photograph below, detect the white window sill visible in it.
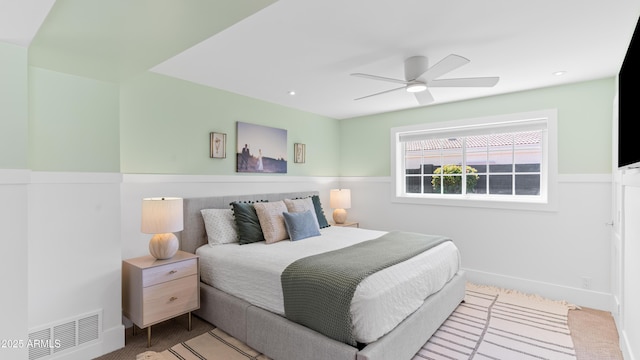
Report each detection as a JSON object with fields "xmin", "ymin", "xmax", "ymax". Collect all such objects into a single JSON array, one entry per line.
[{"xmin": 392, "ymin": 193, "xmax": 557, "ymax": 212}]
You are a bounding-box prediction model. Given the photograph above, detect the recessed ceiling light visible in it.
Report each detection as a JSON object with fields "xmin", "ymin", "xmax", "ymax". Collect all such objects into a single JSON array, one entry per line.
[
  {"xmin": 288, "ymin": 90, "xmax": 296, "ymax": 96},
  {"xmin": 553, "ymin": 71, "xmax": 567, "ymax": 76}
]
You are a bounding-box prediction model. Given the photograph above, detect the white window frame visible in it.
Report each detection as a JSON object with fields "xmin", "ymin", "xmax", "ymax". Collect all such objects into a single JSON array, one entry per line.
[{"xmin": 390, "ymin": 109, "xmax": 558, "ymax": 211}]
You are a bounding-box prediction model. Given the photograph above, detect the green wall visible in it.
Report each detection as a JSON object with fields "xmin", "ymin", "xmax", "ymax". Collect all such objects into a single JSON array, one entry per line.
[
  {"xmin": 120, "ymin": 72, "xmax": 340, "ymax": 175},
  {"xmin": 29, "ymin": 67, "xmax": 120, "ymax": 172},
  {"xmin": 339, "ymin": 78, "xmax": 615, "ymax": 176},
  {"xmin": 0, "ymin": 43, "xmax": 28, "ymax": 169},
  {"xmin": 9, "ymin": 60, "xmax": 339, "ymax": 175}
]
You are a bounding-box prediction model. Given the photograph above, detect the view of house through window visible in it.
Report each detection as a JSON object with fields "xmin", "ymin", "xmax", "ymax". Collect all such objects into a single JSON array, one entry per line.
[
  {"xmin": 404, "ymin": 130, "xmax": 543, "ymax": 196},
  {"xmin": 393, "ymin": 110, "xmax": 555, "ymax": 206}
]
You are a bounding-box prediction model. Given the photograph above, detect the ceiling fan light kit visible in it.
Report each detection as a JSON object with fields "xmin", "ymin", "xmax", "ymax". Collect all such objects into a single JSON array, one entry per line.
[
  {"xmin": 406, "ymin": 82, "xmax": 427, "ymax": 93},
  {"xmin": 352, "ymin": 54, "xmax": 499, "ymax": 105}
]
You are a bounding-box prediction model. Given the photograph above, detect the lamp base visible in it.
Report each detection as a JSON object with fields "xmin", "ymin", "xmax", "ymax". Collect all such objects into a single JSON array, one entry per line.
[
  {"xmin": 149, "ymin": 233, "xmax": 179, "ymax": 260},
  {"xmin": 332, "ymin": 208, "xmax": 347, "ymax": 224}
]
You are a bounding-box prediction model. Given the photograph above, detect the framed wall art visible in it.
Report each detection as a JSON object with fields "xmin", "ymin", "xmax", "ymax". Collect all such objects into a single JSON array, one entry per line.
[
  {"xmin": 236, "ymin": 122, "xmax": 287, "ymax": 173},
  {"xmin": 210, "ymin": 132, "xmax": 226, "ymax": 158},
  {"xmin": 294, "ymin": 143, "xmax": 306, "ymax": 163}
]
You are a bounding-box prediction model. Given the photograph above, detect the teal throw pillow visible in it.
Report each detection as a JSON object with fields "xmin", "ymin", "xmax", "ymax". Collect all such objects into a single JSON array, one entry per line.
[{"xmin": 311, "ymin": 195, "xmax": 331, "ymax": 228}]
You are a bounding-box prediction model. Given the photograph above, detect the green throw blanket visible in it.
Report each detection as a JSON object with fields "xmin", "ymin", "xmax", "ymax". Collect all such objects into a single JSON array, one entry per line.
[{"xmin": 281, "ymin": 231, "xmax": 450, "ymax": 346}]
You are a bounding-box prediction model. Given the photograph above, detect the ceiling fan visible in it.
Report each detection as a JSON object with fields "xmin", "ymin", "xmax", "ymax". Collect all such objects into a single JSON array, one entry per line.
[{"xmin": 351, "ymin": 54, "xmax": 499, "ymax": 105}]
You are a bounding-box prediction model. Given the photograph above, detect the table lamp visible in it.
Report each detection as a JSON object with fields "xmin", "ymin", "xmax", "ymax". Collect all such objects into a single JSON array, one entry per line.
[
  {"xmin": 141, "ymin": 197, "xmax": 183, "ymax": 260},
  {"xmin": 330, "ymin": 189, "xmax": 351, "ymax": 224}
]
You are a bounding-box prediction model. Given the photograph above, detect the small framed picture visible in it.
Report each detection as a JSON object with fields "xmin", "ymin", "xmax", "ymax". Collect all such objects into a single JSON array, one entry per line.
[
  {"xmin": 294, "ymin": 143, "xmax": 306, "ymax": 163},
  {"xmin": 210, "ymin": 132, "xmax": 226, "ymax": 158}
]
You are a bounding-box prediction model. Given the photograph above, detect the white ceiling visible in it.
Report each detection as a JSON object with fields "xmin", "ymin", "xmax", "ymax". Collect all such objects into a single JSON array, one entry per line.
[
  {"xmin": 0, "ymin": 0, "xmax": 55, "ymax": 47},
  {"xmin": 3, "ymin": 0, "xmax": 640, "ymax": 120}
]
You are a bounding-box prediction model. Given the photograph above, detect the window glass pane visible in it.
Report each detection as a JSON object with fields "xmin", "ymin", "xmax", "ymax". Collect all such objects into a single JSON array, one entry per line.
[
  {"xmin": 423, "ymin": 176, "xmax": 435, "ymax": 193},
  {"xmin": 489, "ymin": 164, "xmax": 512, "ymax": 173},
  {"xmin": 430, "ymin": 175, "xmax": 442, "ymax": 193},
  {"xmin": 515, "ymin": 175, "xmax": 540, "ymax": 195},
  {"xmin": 466, "ymin": 166, "xmax": 480, "ymax": 193},
  {"xmin": 515, "ymin": 163, "xmax": 540, "ymax": 172},
  {"xmin": 467, "ymin": 135, "xmax": 488, "ymax": 171},
  {"xmin": 406, "ymin": 176, "xmax": 421, "ymax": 193},
  {"xmin": 489, "ymin": 175, "xmax": 512, "ymax": 194},
  {"xmin": 442, "ymin": 175, "xmax": 463, "ymax": 194},
  {"xmin": 405, "ymin": 148, "xmax": 422, "ymax": 174},
  {"xmin": 474, "ymin": 174, "xmax": 488, "ymax": 194}
]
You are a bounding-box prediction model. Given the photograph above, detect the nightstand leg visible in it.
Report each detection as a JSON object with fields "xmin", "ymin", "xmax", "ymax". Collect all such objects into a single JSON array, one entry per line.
[
  {"xmin": 188, "ymin": 312, "xmax": 192, "ymax": 331},
  {"xmin": 147, "ymin": 326, "xmax": 152, "ymax": 348}
]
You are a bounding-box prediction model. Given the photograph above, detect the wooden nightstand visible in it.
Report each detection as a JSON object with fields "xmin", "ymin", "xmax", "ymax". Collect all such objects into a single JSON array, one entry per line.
[
  {"xmin": 330, "ymin": 221, "xmax": 359, "ymax": 228},
  {"xmin": 122, "ymin": 251, "xmax": 199, "ymax": 347}
]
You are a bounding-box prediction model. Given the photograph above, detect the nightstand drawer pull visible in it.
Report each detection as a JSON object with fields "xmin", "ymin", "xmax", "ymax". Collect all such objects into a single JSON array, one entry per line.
[{"xmin": 142, "ymin": 259, "xmax": 198, "ymax": 287}]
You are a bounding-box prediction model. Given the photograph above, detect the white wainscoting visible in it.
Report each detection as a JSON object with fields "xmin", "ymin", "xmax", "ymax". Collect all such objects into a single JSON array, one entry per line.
[
  {"xmin": 27, "ymin": 171, "xmax": 124, "ymax": 360},
  {"xmin": 620, "ymin": 170, "xmax": 640, "ymax": 360},
  {"xmin": 0, "ymin": 169, "xmax": 29, "ymax": 360},
  {"xmin": 339, "ymin": 174, "xmax": 614, "ymax": 311}
]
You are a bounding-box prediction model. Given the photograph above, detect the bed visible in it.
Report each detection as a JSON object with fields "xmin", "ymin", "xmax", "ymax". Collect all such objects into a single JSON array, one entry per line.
[{"xmin": 178, "ymin": 191, "xmax": 465, "ymax": 360}]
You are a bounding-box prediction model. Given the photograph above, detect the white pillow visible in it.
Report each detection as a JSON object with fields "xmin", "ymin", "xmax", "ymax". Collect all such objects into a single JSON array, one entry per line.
[
  {"xmin": 201, "ymin": 209, "xmax": 238, "ymax": 245},
  {"xmin": 284, "ymin": 198, "xmax": 320, "ymax": 230},
  {"xmin": 253, "ymin": 201, "xmax": 289, "ymax": 244}
]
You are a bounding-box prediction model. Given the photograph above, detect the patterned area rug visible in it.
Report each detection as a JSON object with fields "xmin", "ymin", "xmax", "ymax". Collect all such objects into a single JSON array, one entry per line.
[
  {"xmin": 414, "ymin": 283, "xmax": 577, "ymax": 360},
  {"xmin": 136, "ymin": 328, "xmax": 271, "ymax": 360},
  {"xmin": 138, "ymin": 283, "xmax": 577, "ymax": 360}
]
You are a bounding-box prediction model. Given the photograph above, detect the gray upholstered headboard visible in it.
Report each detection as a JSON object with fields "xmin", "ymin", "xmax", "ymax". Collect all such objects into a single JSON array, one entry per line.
[{"xmin": 178, "ymin": 191, "xmax": 320, "ymax": 254}]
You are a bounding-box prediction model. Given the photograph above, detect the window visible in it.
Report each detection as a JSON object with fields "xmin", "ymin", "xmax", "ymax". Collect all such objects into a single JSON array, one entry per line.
[{"xmin": 391, "ymin": 110, "xmax": 557, "ymax": 210}]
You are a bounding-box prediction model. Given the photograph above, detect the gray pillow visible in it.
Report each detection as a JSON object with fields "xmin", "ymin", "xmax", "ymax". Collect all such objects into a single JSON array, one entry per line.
[{"xmin": 283, "ymin": 210, "xmax": 322, "ymax": 241}]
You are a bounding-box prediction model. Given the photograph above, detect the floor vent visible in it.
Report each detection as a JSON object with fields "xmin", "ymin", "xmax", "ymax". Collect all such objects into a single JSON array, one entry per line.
[{"xmin": 28, "ymin": 310, "xmax": 102, "ymax": 360}]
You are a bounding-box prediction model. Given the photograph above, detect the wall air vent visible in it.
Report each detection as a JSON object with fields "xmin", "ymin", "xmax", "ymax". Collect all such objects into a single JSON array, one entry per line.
[
  {"xmin": 28, "ymin": 329, "xmax": 51, "ymax": 360},
  {"xmin": 28, "ymin": 310, "xmax": 102, "ymax": 360}
]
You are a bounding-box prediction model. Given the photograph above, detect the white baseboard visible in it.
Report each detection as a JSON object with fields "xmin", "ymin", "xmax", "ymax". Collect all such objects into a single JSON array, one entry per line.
[
  {"xmin": 620, "ymin": 329, "xmax": 636, "ymax": 360},
  {"xmin": 50, "ymin": 324, "xmax": 124, "ymax": 360},
  {"xmin": 463, "ymin": 268, "xmax": 614, "ymax": 312}
]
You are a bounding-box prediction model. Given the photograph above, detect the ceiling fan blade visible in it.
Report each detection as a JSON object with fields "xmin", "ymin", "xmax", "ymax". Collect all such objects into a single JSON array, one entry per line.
[
  {"xmin": 351, "ymin": 73, "xmax": 408, "ymax": 85},
  {"xmin": 414, "ymin": 89, "xmax": 435, "ymax": 105},
  {"xmin": 429, "ymin": 77, "xmax": 499, "ymax": 87},
  {"xmin": 354, "ymin": 86, "xmax": 406, "ymax": 101},
  {"xmin": 420, "ymin": 54, "xmax": 470, "ymax": 81}
]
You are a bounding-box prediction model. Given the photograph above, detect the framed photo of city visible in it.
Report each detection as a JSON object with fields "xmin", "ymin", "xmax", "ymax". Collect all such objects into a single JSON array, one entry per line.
[
  {"xmin": 236, "ymin": 122, "xmax": 287, "ymax": 173},
  {"xmin": 210, "ymin": 132, "xmax": 226, "ymax": 158}
]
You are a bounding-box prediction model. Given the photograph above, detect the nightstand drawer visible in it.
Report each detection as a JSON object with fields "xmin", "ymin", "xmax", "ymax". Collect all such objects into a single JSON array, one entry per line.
[
  {"xmin": 142, "ymin": 258, "xmax": 197, "ymax": 287},
  {"xmin": 142, "ymin": 274, "xmax": 198, "ymax": 325}
]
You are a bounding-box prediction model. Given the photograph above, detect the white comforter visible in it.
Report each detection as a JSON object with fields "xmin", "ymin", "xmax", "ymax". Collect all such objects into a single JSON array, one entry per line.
[{"xmin": 196, "ymin": 226, "xmax": 460, "ymax": 344}]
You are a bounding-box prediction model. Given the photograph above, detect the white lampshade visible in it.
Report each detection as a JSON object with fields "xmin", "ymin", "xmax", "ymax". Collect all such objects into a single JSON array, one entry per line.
[
  {"xmin": 330, "ymin": 189, "xmax": 351, "ymax": 209},
  {"xmin": 141, "ymin": 197, "xmax": 183, "ymax": 234},
  {"xmin": 141, "ymin": 197, "xmax": 183, "ymax": 259}
]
